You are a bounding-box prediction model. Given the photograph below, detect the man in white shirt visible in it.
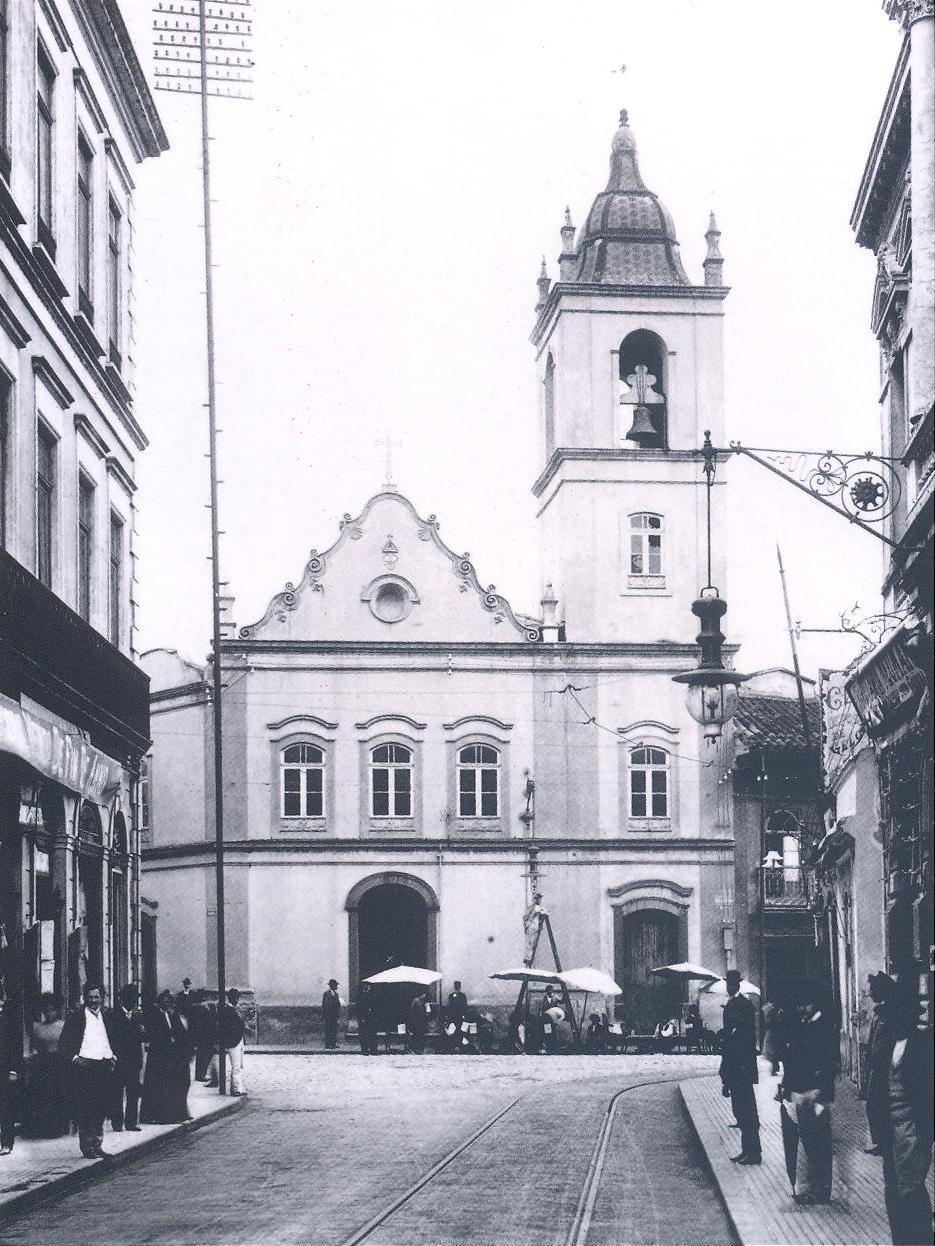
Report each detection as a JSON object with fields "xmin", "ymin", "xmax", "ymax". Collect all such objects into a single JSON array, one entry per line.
[{"xmin": 60, "ymin": 983, "xmax": 118, "ymax": 1158}]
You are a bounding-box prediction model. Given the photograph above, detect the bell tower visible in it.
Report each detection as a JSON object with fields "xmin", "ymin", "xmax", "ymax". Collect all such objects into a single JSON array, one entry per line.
[{"xmin": 531, "ymin": 111, "xmax": 729, "ymax": 644}]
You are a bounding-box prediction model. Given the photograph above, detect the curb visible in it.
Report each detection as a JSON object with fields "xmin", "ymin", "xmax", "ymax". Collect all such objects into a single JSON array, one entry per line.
[
  {"xmin": 0, "ymin": 1096, "xmax": 245, "ymax": 1226},
  {"xmin": 678, "ymin": 1079, "xmax": 747, "ymax": 1246}
]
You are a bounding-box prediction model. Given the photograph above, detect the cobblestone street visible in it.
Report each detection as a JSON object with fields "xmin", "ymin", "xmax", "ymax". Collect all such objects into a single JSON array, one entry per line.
[{"xmin": 0, "ymin": 1054, "xmax": 734, "ymax": 1246}]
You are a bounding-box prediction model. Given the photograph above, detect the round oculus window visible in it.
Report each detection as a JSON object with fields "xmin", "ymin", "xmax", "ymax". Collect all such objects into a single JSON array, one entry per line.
[{"xmin": 371, "ymin": 581, "xmax": 411, "ymax": 623}]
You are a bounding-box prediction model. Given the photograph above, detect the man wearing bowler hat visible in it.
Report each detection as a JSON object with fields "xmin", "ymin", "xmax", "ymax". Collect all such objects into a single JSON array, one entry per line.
[
  {"xmin": 322, "ymin": 979, "xmax": 341, "ymax": 1049},
  {"xmin": 719, "ymin": 969, "xmax": 761, "ymax": 1164}
]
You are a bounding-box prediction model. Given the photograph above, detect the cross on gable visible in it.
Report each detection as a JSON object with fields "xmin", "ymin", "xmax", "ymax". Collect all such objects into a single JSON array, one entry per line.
[{"xmin": 376, "ymin": 430, "xmax": 402, "ymax": 491}]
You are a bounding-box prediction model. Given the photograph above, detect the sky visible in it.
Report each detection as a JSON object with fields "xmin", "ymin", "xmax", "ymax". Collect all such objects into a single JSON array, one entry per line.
[{"xmin": 124, "ymin": 0, "xmax": 902, "ymax": 679}]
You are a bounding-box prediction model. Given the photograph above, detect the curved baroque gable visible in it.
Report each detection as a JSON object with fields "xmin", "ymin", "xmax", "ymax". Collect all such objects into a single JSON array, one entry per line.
[{"xmin": 237, "ymin": 490, "xmax": 541, "ymax": 642}]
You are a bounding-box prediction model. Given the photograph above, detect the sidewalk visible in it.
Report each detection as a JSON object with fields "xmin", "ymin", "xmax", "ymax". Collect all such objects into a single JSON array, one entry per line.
[
  {"xmin": 0, "ymin": 1081, "xmax": 244, "ymax": 1224},
  {"xmin": 680, "ymin": 1062, "xmax": 922, "ymax": 1246}
]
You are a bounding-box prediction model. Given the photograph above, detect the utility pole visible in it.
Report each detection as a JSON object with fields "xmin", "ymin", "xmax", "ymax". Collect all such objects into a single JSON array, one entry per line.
[{"xmin": 153, "ymin": 1, "xmax": 254, "ymax": 1095}]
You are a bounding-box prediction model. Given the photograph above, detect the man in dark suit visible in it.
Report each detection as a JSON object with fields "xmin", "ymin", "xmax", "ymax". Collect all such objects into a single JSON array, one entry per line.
[
  {"xmin": 719, "ymin": 970, "xmax": 761, "ymax": 1165},
  {"xmin": 0, "ymin": 992, "xmax": 21, "ymax": 1154},
  {"xmin": 107, "ymin": 984, "xmax": 145, "ymax": 1132},
  {"xmin": 321, "ymin": 979, "xmax": 341, "ymax": 1049},
  {"xmin": 60, "ymin": 983, "xmax": 118, "ymax": 1158}
]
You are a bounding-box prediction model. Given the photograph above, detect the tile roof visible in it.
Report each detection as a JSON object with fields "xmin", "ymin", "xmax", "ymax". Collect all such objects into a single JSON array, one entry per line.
[{"xmin": 733, "ymin": 693, "xmax": 820, "ymax": 752}]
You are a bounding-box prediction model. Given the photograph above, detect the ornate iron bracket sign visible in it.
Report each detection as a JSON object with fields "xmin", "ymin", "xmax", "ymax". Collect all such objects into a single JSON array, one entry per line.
[
  {"xmin": 720, "ymin": 442, "xmax": 905, "ymax": 549},
  {"xmin": 797, "ymin": 603, "xmax": 922, "ymax": 654}
]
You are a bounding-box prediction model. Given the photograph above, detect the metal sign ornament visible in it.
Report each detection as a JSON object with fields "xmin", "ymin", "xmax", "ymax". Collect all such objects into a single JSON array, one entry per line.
[{"xmin": 722, "ymin": 442, "xmax": 904, "ymax": 547}]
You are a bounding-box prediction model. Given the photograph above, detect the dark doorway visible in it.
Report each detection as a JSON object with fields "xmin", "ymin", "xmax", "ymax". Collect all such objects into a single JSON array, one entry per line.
[
  {"xmin": 615, "ymin": 908, "xmax": 683, "ymax": 1032},
  {"xmin": 357, "ymin": 883, "xmax": 430, "ymax": 1027}
]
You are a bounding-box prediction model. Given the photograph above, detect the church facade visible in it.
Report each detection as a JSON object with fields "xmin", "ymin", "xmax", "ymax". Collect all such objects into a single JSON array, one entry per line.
[{"xmin": 141, "ymin": 112, "xmax": 737, "ymax": 1038}]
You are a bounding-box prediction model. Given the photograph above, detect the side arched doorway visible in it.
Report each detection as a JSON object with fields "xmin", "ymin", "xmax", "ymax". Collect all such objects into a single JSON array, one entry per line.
[
  {"xmin": 614, "ymin": 906, "xmax": 686, "ymax": 1032},
  {"xmin": 346, "ymin": 873, "xmax": 438, "ymax": 1024}
]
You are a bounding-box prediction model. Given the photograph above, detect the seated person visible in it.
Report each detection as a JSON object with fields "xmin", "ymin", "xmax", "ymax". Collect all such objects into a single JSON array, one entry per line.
[
  {"xmin": 686, "ymin": 1005, "xmax": 704, "ymax": 1050},
  {"xmin": 653, "ymin": 1017, "xmax": 678, "ymax": 1052},
  {"xmin": 584, "ymin": 1012, "xmax": 608, "ymax": 1054}
]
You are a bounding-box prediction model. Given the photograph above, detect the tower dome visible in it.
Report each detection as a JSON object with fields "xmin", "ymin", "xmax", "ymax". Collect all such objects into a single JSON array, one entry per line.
[{"xmin": 571, "ymin": 110, "xmax": 690, "ymax": 287}]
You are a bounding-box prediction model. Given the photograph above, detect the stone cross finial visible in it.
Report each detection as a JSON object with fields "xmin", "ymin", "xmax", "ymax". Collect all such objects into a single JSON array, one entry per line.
[{"xmin": 376, "ymin": 430, "xmax": 401, "ymax": 491}]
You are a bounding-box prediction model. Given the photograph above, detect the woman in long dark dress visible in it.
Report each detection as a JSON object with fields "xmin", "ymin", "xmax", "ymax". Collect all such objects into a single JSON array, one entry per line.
[
  {"xmin": 26, "ymin": 995, "xmax": 68, "ymax": 1137},
  {"xmin": 141, "ymin": 990, "xmax": 192, "ymax": 1124}
]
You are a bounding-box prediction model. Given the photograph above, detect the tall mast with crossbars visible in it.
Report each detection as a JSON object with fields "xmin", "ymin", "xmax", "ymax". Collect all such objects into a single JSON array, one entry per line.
[{"xmin": 152, "ymin": 1, "xmax": 254, "ymax": 1096}]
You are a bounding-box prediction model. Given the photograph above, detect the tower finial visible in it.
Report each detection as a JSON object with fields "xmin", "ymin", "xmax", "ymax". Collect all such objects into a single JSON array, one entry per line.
[
  {"xmin": 703, "ymin": 211, "xmax": 724, "ymax": 287},
  {"xmin": 535, "ymin": 256, "xmax": 551, "ymax": 314},
  {"xmin": 559, "ymin": 207, "xmax": 576, "ymax": 280}
]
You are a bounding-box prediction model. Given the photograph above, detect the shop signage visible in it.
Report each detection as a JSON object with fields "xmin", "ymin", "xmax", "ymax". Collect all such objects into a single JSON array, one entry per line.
[
  {"xmin": 821, "ymin": 668, "xmax": 867, "ymax": 789},
  {"xmin": 846, "ymin": 631, "xmax": 927, "ymax": 738},
  {"xmin": 0, "ymin": 695, "xmax": 122, "ymax": 803}
]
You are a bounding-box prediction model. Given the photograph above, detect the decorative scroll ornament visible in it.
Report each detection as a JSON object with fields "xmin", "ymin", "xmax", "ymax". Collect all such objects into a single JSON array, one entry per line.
[
  {"xmin": 883, "ymin": 0, "xmax": 934, "ymax": 29},
  {"xmin": 726, "ymin": 443, "xmax": 904, "ymax": 547}
]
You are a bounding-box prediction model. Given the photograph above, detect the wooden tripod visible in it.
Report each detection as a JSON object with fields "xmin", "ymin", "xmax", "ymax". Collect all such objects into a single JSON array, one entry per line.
[{"xmin": 514, "ymin": 911, "xmax": 581, "ymax": 1049}]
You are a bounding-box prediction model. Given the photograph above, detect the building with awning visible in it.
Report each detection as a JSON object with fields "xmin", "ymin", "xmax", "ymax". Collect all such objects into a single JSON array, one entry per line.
[{"xmin": 0, "ymin": 0, "xmax": 165, "ymax": 1050}]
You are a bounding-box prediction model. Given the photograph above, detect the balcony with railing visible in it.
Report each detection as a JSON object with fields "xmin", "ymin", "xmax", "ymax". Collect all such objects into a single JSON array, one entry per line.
[{"xmin": 761, "ymin": 865, "xmax": 810, "ymax": 908}]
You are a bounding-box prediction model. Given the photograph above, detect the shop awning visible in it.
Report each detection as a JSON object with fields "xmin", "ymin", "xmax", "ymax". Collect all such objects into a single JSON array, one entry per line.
[{"xmin": 0, "ymin": 694, "xmax": 123, "ymax": 804}]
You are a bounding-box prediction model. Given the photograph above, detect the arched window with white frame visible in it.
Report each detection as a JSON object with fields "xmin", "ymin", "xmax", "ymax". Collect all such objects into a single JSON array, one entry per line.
[
  {"xmin": 370, "ymin": 743, "xmax": 413, "ymax": 818},
  {"xmin": 629, "ymin": 513, "xmax": 664, "ymax": 578},
  {"xmin": 629, "ymin": 746, "xmax": 670, "ymax": 819},
  {"xmin": 281, "ymin": 743, "xmax": 325, "ymax": 818},
  {"xmin": 457, "ymin": 744, "xmax": 500, "ymax": 818}
]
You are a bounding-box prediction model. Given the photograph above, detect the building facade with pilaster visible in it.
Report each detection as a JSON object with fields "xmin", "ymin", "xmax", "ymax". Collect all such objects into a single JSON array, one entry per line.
[
  {"xmin": 0, "ymin": 0, "xmax": 166, "ymax": 1051},
  {"xmin": 842, "ymin": 0, "xmax": 933, "ymax": 1023}
]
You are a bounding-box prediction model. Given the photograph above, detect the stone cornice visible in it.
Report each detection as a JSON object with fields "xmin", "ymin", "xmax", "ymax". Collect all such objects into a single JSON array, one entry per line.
[
  {"xmin": 0, "ymin": 294, "xmax": 30, "ymax": 347},
  {"xmin": 74, "ymin": 411, "xmax": 111, "ymax": 458},
  {"xmin": 69, "ymin": 0, "xmax": 169, "ymax": 161},
  {"xmin": 33, "ymin": 355, "xmax": 75, "ymax": 408},
  {"xmin": 851, "ymin": 37, "xmax": 911, "ymax": 249},
  {"xmin": 531, "ymin": 280, "xmax": 729, "ymax": 346},
  {"xmin": 531, "ymin": 446, "xmax": 725, "ymax": 499},
  {"xmin": 143, "ymin": 836, "xmax": 735, "ymax": 862}
]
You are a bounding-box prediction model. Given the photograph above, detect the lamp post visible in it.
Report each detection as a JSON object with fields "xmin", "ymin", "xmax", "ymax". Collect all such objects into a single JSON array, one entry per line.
[{"xmin": 672, "ymin": 432, "xmax": 748, "ymax": 742}]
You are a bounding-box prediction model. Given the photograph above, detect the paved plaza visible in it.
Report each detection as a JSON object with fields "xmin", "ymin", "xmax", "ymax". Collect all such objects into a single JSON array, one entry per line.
[{"xmin": 0, "ymin": 1053, "xmax": 735, "ymax": 1246}]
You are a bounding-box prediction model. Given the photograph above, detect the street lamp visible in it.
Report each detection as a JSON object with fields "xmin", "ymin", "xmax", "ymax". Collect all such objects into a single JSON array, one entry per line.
[{"xmin": 672, "ymin": 433, "xmax": 748, "ymax": 743}]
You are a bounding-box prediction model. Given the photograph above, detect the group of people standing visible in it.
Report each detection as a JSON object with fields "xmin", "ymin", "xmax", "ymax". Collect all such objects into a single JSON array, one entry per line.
[
  {"xmin": 350, "ymin": 979, "xmax": 482, "ymax": 1054},
  {"xmin": 0, "ymin": 978, "xmax": 248, "ymax": 1160},
  {"xmin": 718, "ymin": 966, "xmax": 933, "ymax": 1246}
]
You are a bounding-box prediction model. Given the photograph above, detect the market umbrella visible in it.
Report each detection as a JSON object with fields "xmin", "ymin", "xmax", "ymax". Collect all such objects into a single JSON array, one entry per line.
[
  {"xmin": 558, "ymin": 968, "xmax": 622, "ymax": 995},
  {"xmin": 703, "ymin": 977, "xmax": 761, "ymax": 997},
  {"xmin": 650, "ymin": 962, "xmax": 721, "ymax": 982},
  {"xmin": 363, "ymin": 966, "xmax": 442, "ymax": 986},
  {"xmin": 489, "ymin": 967, "xmax": 560, "ymax": 983}
]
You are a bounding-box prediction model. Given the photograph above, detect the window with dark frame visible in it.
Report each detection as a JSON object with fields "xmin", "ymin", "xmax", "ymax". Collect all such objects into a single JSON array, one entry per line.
[
  {"xmin": 630, "ymin": 513, "xmax": 664, "ymax": 577},
  {"xmin": 629, "ymin": 746, "xmax": 670, "ymax": 819},
  {"xmin": 457, "ymin": 744, "xmax": 500, "ymax": 818},
  {"xmin": 281, "ymin": 744, "xmax": 325, "ymax": 818},
  {"xmin": 107, "ymin": 197, "xmax": 122, "ymax": 363},
  {"xmin": 36, "ymin": 423, "xmax": 56, "ymax": 587},
  {"xmin": 36, "ymin": 44, "xmax": 55, "ymax": 246},
  {"xmin": 370, "ymin": 743, "xmax": 412, "ymax": 818},
  {"xmin": 77, "ymin": 133, "xmax": 93, "ymax": 313},
  {"xmin": 77, "ymin": 473, "xmax": 94, "ymax": 621},
  {"xmin": 108, "ymin": 511, "xmax": 123, "ymax": 646}
]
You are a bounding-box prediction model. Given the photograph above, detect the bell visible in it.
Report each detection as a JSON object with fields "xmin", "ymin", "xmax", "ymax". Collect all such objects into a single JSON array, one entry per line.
[{"xmin": 625, "ymin": 405, "xmax": 659, "ymax": 447}]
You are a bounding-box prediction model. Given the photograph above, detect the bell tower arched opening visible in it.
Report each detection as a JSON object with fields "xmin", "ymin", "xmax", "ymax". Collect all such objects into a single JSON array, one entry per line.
[{"xmin": 619, "ymin": 330, "xmax": 667, "ymax": 449}]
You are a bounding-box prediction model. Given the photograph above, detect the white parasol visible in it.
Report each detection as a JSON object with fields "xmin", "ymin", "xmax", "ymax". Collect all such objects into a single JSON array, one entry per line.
[
  {"xmin": 703, "ymin": 976, "xmax": 761, "ymax": 997},
  {"xmin": 363, "ymin": 965, "xmax": 442, "ymax": 986}
]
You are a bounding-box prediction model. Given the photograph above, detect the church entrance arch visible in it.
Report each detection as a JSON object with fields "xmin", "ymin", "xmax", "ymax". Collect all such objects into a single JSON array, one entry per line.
[
  {"xmin": 346, "ymin": 873, "xmax": 438, "ymax": 1021},
  {"xmin": 614, "ymin": 905, "xmax": 686, "ymax": 1032}
]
